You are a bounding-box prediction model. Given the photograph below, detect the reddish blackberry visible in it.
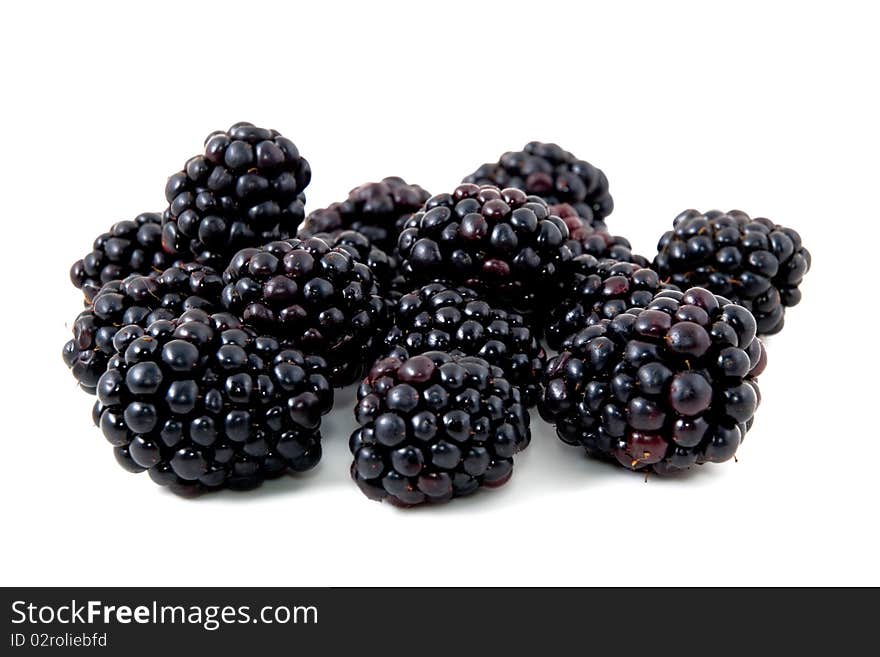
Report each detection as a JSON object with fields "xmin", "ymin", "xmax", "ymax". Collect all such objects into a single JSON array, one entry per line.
[
  {"xmin": 221, "ymin": 237, "xmax": 388, "ymax": 386},
  {"xmin": 546, "ymin": 256, "xmax": 677, "ymax": 350},
  {"xmin": 350, "ymin": 352, "xmax": 530, "ymax": 506},
  {"xmin": 162, "ymin": 122, "xmax": 310, "ymax": 268},
  {"xmin": 397, "ymin": 184, "xmax": 574, "ymax": 319},
  {"xmin": 94, "ymin": 309, "xmax": 333, "ymax": 493},
  {"xmin": 381, "ymin": 283, "xmax": 546, "ymax": 406},
  {"xmin": 653, "ymin": 210, "xmax": 811, "ymax": 335},
  {"xmin": 70, "ymin": 212, "xmax": 172, "ymax": 302},
  {"xmin": 63, "ymin": 263, "xmax": 223, "ymax": 394},
  {"xmin": 540, "ymin": 287, "xmax": 766, "ymax": 474},
  {"xmin": 463, "ymin": 142, "xmax": 613, "ymax": 229},
  {"xmin": 552, "ymin": 203, "xmax": 648, "ymax": 267},
  {"xmin": 298, "ymin": 177, "xmax": 430, "ymax": 254}
]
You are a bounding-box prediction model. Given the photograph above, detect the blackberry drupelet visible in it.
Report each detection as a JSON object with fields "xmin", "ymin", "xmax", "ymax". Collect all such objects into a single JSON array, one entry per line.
[
  {"xmin": 540, "ymin": 287, "xmax": 766, "ymax": 474},
  {"xmin": 463, "ymin": 142, "xmax": 613, "ymax": 229},
  {"xmin": 552, "ymin": 203, "xmax": 648, "ymax": 266},
  {"xmin": 162, "ymin": 122, "xmax": 311, "ymax": 268},
  {"xmin": 653, "ymin": 210, "xmax": 811, "ymax": 335},
  {"xmin": 397, "ymin": 184, "xmax": 574, "ymax": 319},
  {"xmin": 63, "ymin": 263, "xmax": 223, "ymax": 394},
  {"xmin": 70, "ymin": 212, "xmax": 172, "ymax": 302},
  {"xmin": 221, "ymin": 237, "xmax": 388, "ymax": 386},
  {"xmin": 381, "ymin": 283, "xmax": 546, "ymax": 406},
  {"xmin": 94, "ymin": 309, "xmax": 333, "ymax": 493},
  {"xmin": 546, "ymin": 256, "xmax": 677, "ymax": 350},
  {"xmin": 350, "ymin": 352, "xmax": 530, "ymax": 506},
  {"xmin": 298, "ymin": 177, "xmax": 430, "ymax": 254}
]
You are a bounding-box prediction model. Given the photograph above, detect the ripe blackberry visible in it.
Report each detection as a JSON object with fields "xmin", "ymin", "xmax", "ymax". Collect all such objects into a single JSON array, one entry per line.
[
  {"xmin": 350, "ymin": 352, "xmax": 530, "ymax": 506},
  {"xmin": 552, "ymin": 203, "xmax": 648, "ymax": 267},
  {"xmin": 463, "ymin": 142, "xmax": 613, "ymax": 229},
  {"xmin": 381, "ymin": 283, "xmax": 546, "ymax": 406},
  {"xmin": 94, "ymin": 309, "xmax": 333, "ymax": 493},
  {"xmin": 540, "ymin": 287, "xmax": 766, "ymax": 474},
  {"xmin": 298, "ymin": 177, "xmax": 430, "ymax": 254},
  {"xmin": 70, "ymin": 212, "xmax": 172, "ymax": 302},
  {"xmin": 397, "ymin": 184, "xmax": 574, "ymax": 319},
  {"xmin": 546, "ymin": 256, "xmax": 677, "ymax": 350},
  {"xmin": 221, "ymin": 237, "xmax": 387, "ymax": 386},
  {"xmin": 162, "ymin": 122, "xmax": 311, "ymax": 267},
  {"xmin": 303, "ymin": 229, "xmax": 395, "ymax": 293},
  {"xmin": 62, "ymin": 263, "xmax": 223, "ymax": 394},
  {"xmin": 653, "ymin": 210, "xmax": 811, "ymax": 335}
]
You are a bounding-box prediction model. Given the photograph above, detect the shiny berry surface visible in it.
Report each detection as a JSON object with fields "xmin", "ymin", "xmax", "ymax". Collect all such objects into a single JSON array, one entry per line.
[
  {"xmin": 539, "ymin": 287, "xmax": 765, "ymax": 474},
  {"xmin": 351, "ymin": 352, "xmax": 530, "ymax": 506},
  {"xmin": 95, "ymin": 309, "xmax": 333, "ymax": 493},
  {"xmin": 653, "ymin": 209, "xmax": 811, "ymax": 335}
]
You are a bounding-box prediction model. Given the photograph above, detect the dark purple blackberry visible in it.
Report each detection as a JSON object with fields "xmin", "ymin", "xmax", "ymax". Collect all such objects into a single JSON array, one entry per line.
[
  {"xmin": 162, "ymin": 122, "xmax": 310, "ymax": 268},
  {"xmin": 540, "ymin": 287, "xmax": 766, "ymax": 474},
  {"xmin": 381, "ymin": 283, "xmax": 546, "ymax": 406},
  {"xmin": 298, "ymin": 177, "xmax": 430, "ymax": 254},
  {"xmin": 552, "ymin": 203, "xmax": 648, "ymax": 267},
  {"xmin": 63, "ymin": 263, "xmax": 223, "ymax": 394},
  {"xmin": 653, "ymin": 210, "xmax": 811, "ymax": 335},
  {"xmin": 94, "ymin": 309, "xmax": 333, "ymax": 493},
  {"xmin": 463, "ymin": 142, "xmax": 613, "ymax": 229},
  {"xmin": 546, "ymin": 256, "xmax": 678, "ymax": 351},
  {"xmin": 221, "ymin": 237, "xmax": 388, "ymax": 386},
  {"xmin": 350, "ymin": 352, "xmax": 530, "ymax": 506},
  {"xmin": 303, "ymin": 229, "xmax": 395, "ymax": 293},
  {"xmin": 397, "ymin": 184, "xmax": 574, "ymax": 319},
  {"xmin": 70, "ymin": 212, "xmax": 173, "ymax": 302}
]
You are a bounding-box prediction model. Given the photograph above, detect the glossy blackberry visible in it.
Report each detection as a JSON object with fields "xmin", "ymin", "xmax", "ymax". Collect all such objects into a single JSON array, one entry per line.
[
  {"xmin": 350, "ymin": 352, "xmax": 530, "ymax": 506},
  {"xmin": 381, "ymin": 283, "xmax": 546, "ymax": 406},
  {"xmin": 162, "ymin": 122, "xmax": 310, "ymax": 267},
  {"xmin": 552, "ymin": 203, "xmax": 648, "ymax": 267},
  {"xmin": 63, "ymin": 263, "xmax": 223, "ymax": 394},
  {"xmin": 463, "ymin": 142, "xmax": 613, "ymax": 229},
  {"xmin": 94, "ymin": 309, "xmax": 333, "ymax": 493},
  {"xmin": 221, "ymin": 237, "xmax": 388, "ymax": 386},
  {"xmin": 298, "ymin": 177, "xmax": 430, "ymax": 254},
  {"xmin": 397, "ymin": 184, "xmax": 574, "ymax": 319},
  {"xmin": 539, "ymin": 287, "xmax": 766, "ymax": 474},
  {"xmin": 546, "ymin": 256, "xmax": 677, "ymax": 351},
  {"xmin": 653, "ymin": 210, "xmax": 811, "ymax": 335},
  {"xmin": 70, "ymin": 212, "xmax": 172, "ymax": 302},
  {"xmin": 303, "ymin": 229, "xmax": 395, "ymax": 293}
]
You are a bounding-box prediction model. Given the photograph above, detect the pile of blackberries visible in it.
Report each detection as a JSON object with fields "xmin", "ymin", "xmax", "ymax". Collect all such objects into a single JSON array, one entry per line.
[{"xmin": 64, "ymin": 124, "xmax": 811, "ymax": 505}]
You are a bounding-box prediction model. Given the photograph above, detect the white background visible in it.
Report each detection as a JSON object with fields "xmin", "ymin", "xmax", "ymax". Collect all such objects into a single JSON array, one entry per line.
[{"xmin": 1, "ymin": 0, "xmax": 877, "ymax": 586}]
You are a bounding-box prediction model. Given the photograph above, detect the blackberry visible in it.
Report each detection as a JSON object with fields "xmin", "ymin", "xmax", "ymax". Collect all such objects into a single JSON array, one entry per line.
[
  {"xmin": 350, "ymin": 352, "xmax": 530, "ymax": 506},
  {"xmin": 653, "ymin": 210, "xmax": 811, "ymax": 335},
  {"xmin": 62, "ymin": 263, "xmax": 223, "ymax": 394},
  {"xmin": 70, "ymin": 212, "xmax": 172, "ymax": 302},
  {"xmin": 298, "ymin": 177, "xmax": 430, "ymax": 254},
  {"xmin": 546, "ymin": 256, "xmax": 677, "ymax": 351},
  {"xmin": 552, "ymin": 203, "xmax": 648, "ymax": 266},
  {"xmin": 381, "ymin": 283, "xmax": 546, "ymax": 406},
  {"xmin": 221, "ymin": 237, "xmax": 387, "ymax": 386},
  {"xmin": 94, "ymin": 309, "xmax": 333, "ymax": 493},
  {"xmin": 303, "ymin": 229, "xmax": 395, "ymax": 294},
  {"xmin": 540, "ymin": 287, "xmax": 766, "ymax": 474},
  {"xmin": 162, "ymin": 122, "xmax": 311, "ymax": 268},
  {"xmin": 397, "ymin": 184, "xmax": 574, "ymax": 319},
  {"xmin": 463, "ymin": 142, "xmax": 613, "ymax": 229}
]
